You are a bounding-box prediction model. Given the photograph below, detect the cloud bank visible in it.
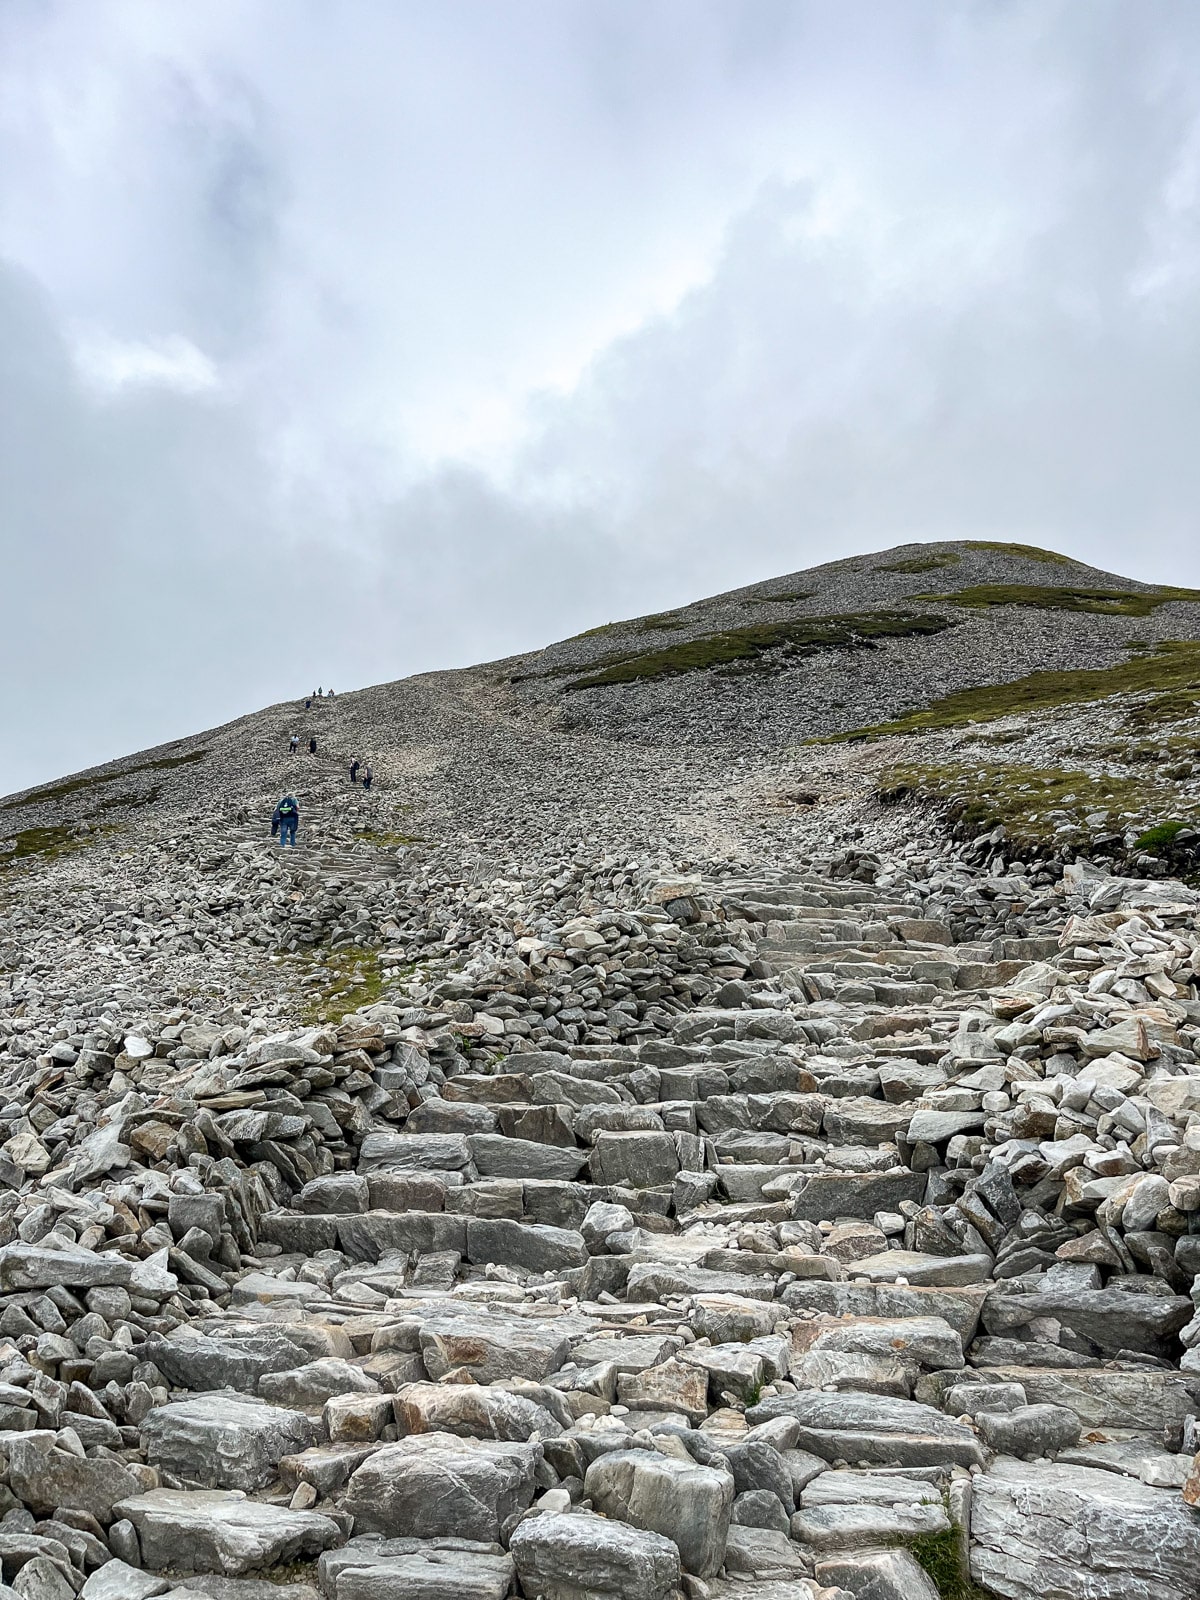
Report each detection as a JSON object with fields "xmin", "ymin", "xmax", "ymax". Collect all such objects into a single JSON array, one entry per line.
[{"xmin": 2, "ymin": 1, "xmax": 1198, "ymax": 789}]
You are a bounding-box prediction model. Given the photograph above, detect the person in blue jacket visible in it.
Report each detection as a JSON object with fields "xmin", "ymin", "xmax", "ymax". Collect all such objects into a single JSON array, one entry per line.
[{"xmin": 272, "ymin": 795, "xmax": 299, "ymax": 847}]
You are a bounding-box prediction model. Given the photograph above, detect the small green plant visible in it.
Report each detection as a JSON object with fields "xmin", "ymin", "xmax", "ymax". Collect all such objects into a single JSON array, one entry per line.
[
  {"xmin": 1131, "ymin": 819, "xmax": 1193, "ymax": 852},
  {"xmin": 905, "ymin": 1523, "xmax": 985, "ymax": 1600}
]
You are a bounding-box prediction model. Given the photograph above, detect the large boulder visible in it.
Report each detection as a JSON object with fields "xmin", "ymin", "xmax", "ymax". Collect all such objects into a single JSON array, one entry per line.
[
  {"xmin": 509, "ymin": 1512, "xmax": 681, "ymax": 1600},
  {"xmin": 140, "ymin": 1393, "xmax": 313, "ymax": 1490},
  {"xmin": 584, "ymin": 1449, "xmax": 733, "ymax": 1577},
  {"xmin": 391, "ymin": 1382, "xmax": 563, "ymax": 1442},
  {"xmin": 7, "ymin": 1431, "xmax": 141, "ymax": 1524},
  {"xmin": 143, "ymin": 1325, "xmax": 313, "ymax": 1393},
  {"xmin": 970, "ymin": 1457, "xmax": 1200, "ymax": 1600},
  {"xmin": 341, "ymin": 1434, "xmax": 539, "ymax": 1541},
  {"xmin": 418, "ymin": 1311, "xmax": 570, "ymax": 1383}
]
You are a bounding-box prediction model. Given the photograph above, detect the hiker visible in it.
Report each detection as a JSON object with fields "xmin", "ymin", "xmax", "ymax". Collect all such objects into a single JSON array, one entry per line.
[
  {"xmin": 362, "ymin": 763, "xmax": 373, "ymax": 791},
  {"xmin": 349, "ymin": 759, "xmax": 360, "ymax": 784},
  {"xmin": 317, "ymin": 685, "xmax": 323, "ymax": 697},
  {"xmin": 328, "ymin": 688, "xmax": 335, "ymax": 698},
  {"xmin": 271, "ymin": 794, "xmax": 299, "ymax": 848},
  {"xmin": 289, "ymin": 734, "xmax": 299, "ymax": 754},
  {"xmin": 304, "ymin": 698, "xmax": 311, "ymax": 711},
  {"xmin": 309, "ymin": 736, "xmax": 317, "ymax": 755}
]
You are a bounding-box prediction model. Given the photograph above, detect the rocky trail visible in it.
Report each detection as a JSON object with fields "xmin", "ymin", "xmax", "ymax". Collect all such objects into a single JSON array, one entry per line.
[{"xmin": 2, "ymin": 540, "xmax": 1200, "ymax": 1600}]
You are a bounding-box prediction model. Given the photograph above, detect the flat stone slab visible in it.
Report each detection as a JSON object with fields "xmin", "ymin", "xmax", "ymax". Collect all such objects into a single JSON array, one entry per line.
[
  {"xmin": 321, "ymin": 1545, "xmax": 514, "ymax": 1600},
  {"xmin": 789, "ymin": 1170, "xmax": 925, "ymax": 1221},
  {"xmin": 0, "ymin": 1243, "xmax": 133, "ymax": 1290},
  {"xmin": 851, "ymin": 1250, "xmax": 993, "ymax": 1287},
  {"xmin": 141, "ymin": 1394, "xmax": 313, "ymax": 1490},
  {"xmin": 114, "ymin": 1490, "xmax": 341, "ymax": 1575},
  {"xmin": 780, "ymin": 1281, "xmax": 988, "ymax": 1344},
  {"xmin": 749, "ymin": 1392, "xmax": 985, "ymax": 1469},
  {"xmin": 970, "ymin": 1457, "xmax": 1200, "ymax": 1600}
]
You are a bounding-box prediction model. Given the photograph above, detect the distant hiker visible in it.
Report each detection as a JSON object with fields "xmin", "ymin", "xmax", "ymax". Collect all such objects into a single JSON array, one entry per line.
[
  {"xmin": 362, "ymin": 764, "xmax": 373, "ymax": 791},
  {"xmin": 309, "ymin": 737, "xmax": 317, "ymax": 755},
  {"xmin": 349, "ymin": 759, "xmax": 360, "ymax": 784},
  {"xmin": 328, "ymin": 688, "xmax": 335, "ymax": 698},
  {"xmin": 304, "ymin": 698, "xmax": 311, "ymax": 710},
  {"xmin": 317, "ymin": 685, "xmax": 323, "ymax": 697},
  {"xmin": 289, "ymin": 734, "xmax": 299, "ymax": 754},
  {"xmin": 272, "ymin": 795, "xmax": 299, "ymax": 848}
]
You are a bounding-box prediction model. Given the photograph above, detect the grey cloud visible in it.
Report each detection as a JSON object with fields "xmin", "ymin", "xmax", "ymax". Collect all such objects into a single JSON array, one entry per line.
[{"xmin": 2, "ymin": 2, "xmax": 1199, "ymax": 790}]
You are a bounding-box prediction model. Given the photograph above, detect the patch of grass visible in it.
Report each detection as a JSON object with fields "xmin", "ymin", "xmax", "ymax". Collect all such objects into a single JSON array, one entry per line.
[
  {"xmin": 296, "ymin": 944, "xmax": 386, "ymax": 1023},
  {"xmin": 4, "ymin": 749, "xmax": 206, "ymax": 811},
  {"xmin": 1131, "ymin": 819, "xmax": 1194, "ymax": 852},
  {"xmin": 564, "ymin": 611, "xmax": 955, "ymax": 690},
  {"xmin": 905, "ymin": 1524, "xmax": 985, "ymax": 1600},
  {"xmin": 97, "ymin": 785, "xmax": 162, "ymax": 810},
  {"xmin": 0, "ymin": 825, "xmax": 87, "ymax": 867},
  {"xmin": 1122, "ymin": 685, "xmax": 1200, "ymax": 728},
  {"xmin": 636, "ymin": 609, "xmax": 694, "ymax": 632},
  {"xmin": 880, "ymin": 552, "xmax": 962, "ymax": 574},
  {"xmin": 821, "ymin": 639, "xmax": 1200, "ymax": 742},
  {"xmin": 962, "ymin": 539, "xmax": 1072, "ymax": 565},
  {"xmin": 877, "ymin": 759, "xmax": 1167, "ymax": 847},
  {"xmin": 913, "ymin": 582, "xmax": 1200, "ymax": 617}
]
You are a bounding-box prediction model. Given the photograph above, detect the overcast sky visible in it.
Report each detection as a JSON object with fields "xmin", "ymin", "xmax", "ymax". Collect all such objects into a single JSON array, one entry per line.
[{"xmin": 2, "ymin": 1, "xmax": 1199, "ymax": 792}]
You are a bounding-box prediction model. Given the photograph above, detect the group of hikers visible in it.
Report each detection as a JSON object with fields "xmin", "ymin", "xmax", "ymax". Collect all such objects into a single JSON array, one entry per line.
[
  {"xmin": 272, "ymin": 710, "xmax": 376, "ymax": 843},
  {"xmin": 303, "ymin": 687, "xmax": 335, "ymax": 710}
]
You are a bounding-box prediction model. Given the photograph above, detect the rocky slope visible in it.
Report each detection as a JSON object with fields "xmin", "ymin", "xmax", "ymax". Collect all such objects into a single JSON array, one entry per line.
[{"xmin": 0, "ymin": 539, "xmax": 1199, "ymax": 1600}]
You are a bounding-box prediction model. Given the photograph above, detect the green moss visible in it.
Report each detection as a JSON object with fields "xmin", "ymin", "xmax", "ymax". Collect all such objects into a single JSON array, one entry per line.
[
  {"xmin": 565, "ymin": 611, "xmax": 954, "ymax": 690},
  {"xmin": 961, "ymin": 539, "xmax": 1073, "ymax": 565},
  {"xmin": 880, "ymin": 553, "xmax": 962, "ymax": 574},
  {"xmin": 877, "ymin": 759, "xmax": 1167, "ymax": 847},
  {"xmin": 913, "ymin": 583, "xmax": 1200, "ymax": 617},
  {"xmin": 821, "ymin": 639, "xmax": 1200, "ymax": 742},
  {"xmin": 1131, "ymin": 819, "xmax": 1193, "ymax": 852},
  {"xmin": 4, "ymin": 749, "xmax": 206, "ymax": 811},
  {"xmin": 905, "ymin": 1524, "xmax": 986, "ymax": 1600}
]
